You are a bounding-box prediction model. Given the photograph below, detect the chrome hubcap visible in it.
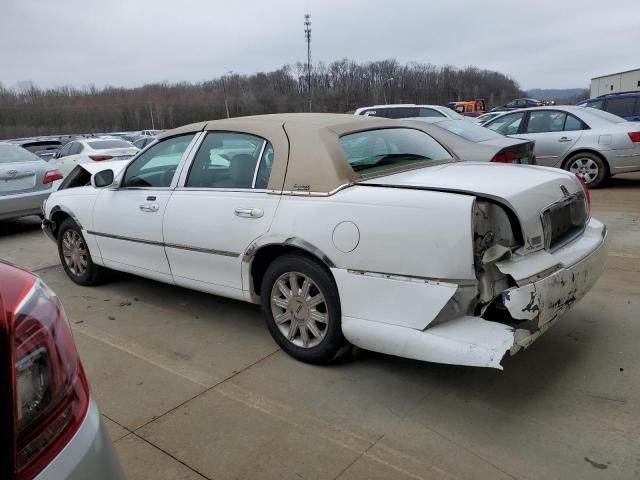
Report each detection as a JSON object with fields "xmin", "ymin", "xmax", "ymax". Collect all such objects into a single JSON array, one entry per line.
[
  {"xmin": 569, "ymin": 158, "xmax": 598, "ymax": 183},
  {"xmin": 270, "ymin": 271, "xmax": 329, "ymax": 348},
  {"xmin": 62, "ymin": 230, "xmax": 88, "ymax": 276}
]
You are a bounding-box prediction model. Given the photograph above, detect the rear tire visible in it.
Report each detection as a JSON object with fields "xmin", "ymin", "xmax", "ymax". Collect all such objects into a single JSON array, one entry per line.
[
  {"xmin": 57, "ymin": 218, "xmax": 107, "ymax": 286},
  {"xmin": 261, "ymin": 253, "xmax": 348, "ymax": 364},
  {"xmin": 564, "ymin": 152, "xmax": 607, "ymax": 188}
]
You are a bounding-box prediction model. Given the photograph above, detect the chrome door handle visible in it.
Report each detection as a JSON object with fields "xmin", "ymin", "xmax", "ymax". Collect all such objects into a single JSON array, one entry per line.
[
  {"xmin": 139, "ymin": 203, "xmax": 159, "ymax": 212},
  {"xmin": 558, "ymin": 137, "xmax": 572, "ymax": 142},
  {"xmin": 235, "ymin": 207, "xmax": 264, "ymax": 218}
]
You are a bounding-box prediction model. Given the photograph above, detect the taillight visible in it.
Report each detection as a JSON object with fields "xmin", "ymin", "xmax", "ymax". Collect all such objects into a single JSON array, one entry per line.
[
  {"xmin": 89, "ymin": 155, "xmax": 113, "ymax": 161},
  {"xmin": 627, "ymin": 132, "xmax": 640, "ymax": 143},
  {"xmin": 490, "ymin": 149, "xmax": 518, "ymax": 163},
  {"xmin": 42, "ymin": 170, "xmax": 63, "ymax": 184},
  {"xmin": 575, "ymin": 174, "xmax": 591, "ymax": 212},
  {"xmin": 0, "ymin": 263, "xmax": 89, "ymax": 480}
]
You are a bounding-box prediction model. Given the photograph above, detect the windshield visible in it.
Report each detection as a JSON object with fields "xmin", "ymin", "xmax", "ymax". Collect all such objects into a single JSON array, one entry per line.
[
  {"xmin": 88, "ymin": 139, "xmax": 133, "ymax": 149},
  {"xmin": 436, "ymin": 120, "xmax": 503, "ymax": 142},
  {"xmin": 0, "ymin": 144, "xmax": 40, "ymax": 163},
  {"xmin": 339, "ymin": 128, "xmax": 453, "ymax": 175}
]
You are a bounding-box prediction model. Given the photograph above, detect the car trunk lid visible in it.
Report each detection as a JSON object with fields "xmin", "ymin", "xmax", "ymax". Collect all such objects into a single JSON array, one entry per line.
[
  {"xmin": 359, "ymin": 162, "xmax": 584, "ymax": 253},
  {"xmin": 0, "ymin": 161, "xmax": 49, "ymax": 196}
]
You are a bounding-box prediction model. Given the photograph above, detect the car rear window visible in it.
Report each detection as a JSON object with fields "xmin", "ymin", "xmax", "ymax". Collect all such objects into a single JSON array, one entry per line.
[
  {"xmin": 339, "ymin": 128, "xmax": 453, "ymax": 175},
  {"xmin": 0, "ymin": 144, "xmax": 39, "ymax": 163},
  {"xmin": 436, "ymin": 120, "xmax": 502, "ymax": 142},
  {"xmin": 605, "ymin": 97, "xmax": 637, "ymax": 118},
  {"xmin": 88, "ymin": 140, "xmax": 133, "ymax": 149}
]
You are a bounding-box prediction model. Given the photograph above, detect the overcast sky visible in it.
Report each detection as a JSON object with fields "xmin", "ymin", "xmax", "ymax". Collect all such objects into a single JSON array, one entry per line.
[{"xmin": 1, "ymin": 0, "xmax": 638, "ymax": 91}]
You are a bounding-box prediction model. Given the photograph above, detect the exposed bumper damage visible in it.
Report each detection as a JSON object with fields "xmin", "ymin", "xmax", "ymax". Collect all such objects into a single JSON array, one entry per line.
[{"xmin": 336, "ymin": 218, "xmax": 608, "ymax": 369}]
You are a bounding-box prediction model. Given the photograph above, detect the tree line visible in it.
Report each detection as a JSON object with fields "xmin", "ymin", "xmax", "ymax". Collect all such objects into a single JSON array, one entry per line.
[{"xmin": 0, "ymin": 59, "xmax": 524, "ymax": 139}]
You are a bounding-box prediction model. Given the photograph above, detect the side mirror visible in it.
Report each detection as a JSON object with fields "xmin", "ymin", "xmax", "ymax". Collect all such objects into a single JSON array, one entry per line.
[{"xmin": 92, "ymin": 169, "xmax": 115, "ymax": 188}]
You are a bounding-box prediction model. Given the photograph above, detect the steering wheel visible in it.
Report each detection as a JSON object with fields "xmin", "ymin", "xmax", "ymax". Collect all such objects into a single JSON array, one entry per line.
[{"xmin": 161, "ymin": 167, "xmax": 177, "ymax": 187}]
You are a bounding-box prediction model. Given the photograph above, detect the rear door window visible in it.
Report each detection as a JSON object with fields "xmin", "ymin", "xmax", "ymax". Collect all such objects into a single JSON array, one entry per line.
[
  {"xmin": 524, "ymin": 111, "xmax": 566, "ymax": 133},
  {"xmin": 418, "ymin": 108, "xmax": 445, "ymax": 118},
  {"xmin": 385, "ymin": 107, "xmax": 419, "ymax": 119},
  {"xmin": 486, "ymin": 112, "xmax": 525, "ymax": 135},
  {"xmin": 564, "ymin": 114, "xmax": 586, "ymax": 131},
  {"xmin": 606, "ymin": 97, "xmax": 636, "ymax": 118}
]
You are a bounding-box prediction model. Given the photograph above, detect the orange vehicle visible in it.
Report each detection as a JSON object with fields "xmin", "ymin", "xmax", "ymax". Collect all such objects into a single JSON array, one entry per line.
[{"xmin": 447, "ymin": 99, "xmax": 486, "ymax": 117}]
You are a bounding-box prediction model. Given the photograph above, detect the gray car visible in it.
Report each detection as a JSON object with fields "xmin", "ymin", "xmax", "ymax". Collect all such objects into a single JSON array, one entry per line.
[
  {"xmin": 483, "ymin": 106, "xmax": 640, "ymax": 187},
  {"xmin": 0, "ymin": 143, "xmax": 64, "ymax": 221},
  {"xmin": 405, "ymin": 117, "xmax": 536, "ymax": 164}
]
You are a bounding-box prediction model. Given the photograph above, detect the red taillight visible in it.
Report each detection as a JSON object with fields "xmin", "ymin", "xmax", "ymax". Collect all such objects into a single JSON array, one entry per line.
[
  {"xmin": 490, "ymin": 149, "xmax": 518, "ymax": 164},
  {"xmin": 0, "ymin": 262, "xmax": 89, "ymax": 480},
  {"xmin": 42, "ymin": 170, "xmax": 63, "ymax": 184},
  {"xmin": 627, "ymin": 132, "xmax": 640, "ymax": 143},
  {"xmin": 89, "ymin": 155, "xmax": 113, "ymax": 161},
  {"xmin": 575, "ymin": 174, "xmax": 591, "ymax": 212}
]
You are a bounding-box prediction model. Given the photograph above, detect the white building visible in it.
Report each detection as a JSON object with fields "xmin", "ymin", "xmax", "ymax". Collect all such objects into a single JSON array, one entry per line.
[{"xmin": 590, "ymin": 68, "xmax": 640, "ymax": 98}]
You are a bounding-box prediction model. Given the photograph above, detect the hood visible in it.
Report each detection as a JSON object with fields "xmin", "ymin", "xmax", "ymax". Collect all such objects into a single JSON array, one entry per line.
[{"xmin": 359, "ymin": 162, "xmax": 583, "ymax": 253}]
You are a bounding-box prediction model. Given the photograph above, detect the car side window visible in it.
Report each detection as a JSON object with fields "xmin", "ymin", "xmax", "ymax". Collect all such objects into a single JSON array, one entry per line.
[
  {"xmin": 418, "ymin": 108, "xmax": 445, "ymax": 118},
  {"xmin": 67, "ymin": 142, "xmax": 82, "ymax": 155},
  {"xmin": 122, "ymin": 134, "xmax": 195, "ymax": 188},
  {"xmin": 385, "ymin": 107, "xmax": 419, "ymax": 119},
  {"xmin": 524, "ymin": 111, "xmax": 566, "ymax": 134},
  {"xmin": 254, "ymin": 143, "xmax": 274, "ymax": 189},
  {"xmin": 186, "ymin": 132, "xmax": 266, "ymax": 189},
  {"xmin": 564, "ymin": 114, "xmax": 585, "ymax": 131},
  {"xmin": 362, "ymin": 109, "xmax": 387, "ymax": 117},
  {"xmin": 606, "ymin": 97, "xmax": 636, "ymax": 118},
  {"xmin": 486, "ymin": 112, "xmax": 525, "ymax": 135}
]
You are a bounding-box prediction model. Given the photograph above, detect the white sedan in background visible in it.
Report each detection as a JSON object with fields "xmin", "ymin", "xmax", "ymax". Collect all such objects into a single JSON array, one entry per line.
[
  {"xmin": 49, "ymin": 138, "xmax": 139, "ymax": 177},
  {"xmin": 43, "ymin": 114, "xmax": 606, "ymax": 370}
]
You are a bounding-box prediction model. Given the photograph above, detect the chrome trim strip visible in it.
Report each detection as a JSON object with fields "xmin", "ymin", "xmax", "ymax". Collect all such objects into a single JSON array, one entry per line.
[
  {"xmin": 280, "ymin": 183, "xmax": 353, "ymax": 197},
  {"xmin": 252, "ymin": 140, "xmax": 268, "ymax": 189},
  {"xmin": 86, "ymin": 230, "xmax": 240, "ymax": 258}
]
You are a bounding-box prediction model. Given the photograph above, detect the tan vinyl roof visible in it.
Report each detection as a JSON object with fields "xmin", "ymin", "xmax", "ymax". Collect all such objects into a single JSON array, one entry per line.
[{"xmin": 157, "ymin": 113, "xmax": 450, "ymax": 194}]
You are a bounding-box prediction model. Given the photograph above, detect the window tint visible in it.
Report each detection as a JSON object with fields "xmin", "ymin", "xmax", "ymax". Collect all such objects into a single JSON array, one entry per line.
[
  {"xmin": 186, "ymin": 132, "xmax": 266, "ymax": 189},
  {"xmin": 339, "ymin": 128, "xmax": 453, "ymax": 175},
  {"xmin": 122, "ymin": 134, "xmax": 195, "ymax": 188},
  {"xmin": 486, "ymin": 112, "xmax": 525, "ymax": 135},
  {"xmin": 436, "ymin": 120, "xmax": 503, "ymax": 142},
  {"xmin": 606, "ymin": 98, "xmax": 636, "ymax": 118},
  {"xmin": 418, "ymin": 108, "xmax": 445, "ymax": 118},
  {"xmin": 564, "ymin": 114, "xmax": 584, "ymax": 131},
  {"xmin": 386, "ymin": 107, "xmax": 419, "ymax": 119},
  {"xmin": 0, "ymin": 144, "xmax": 39, "ymax": 163},
  {"xmin": 525, "ymin": 111, "xmax": 566, "ymax": 133}
]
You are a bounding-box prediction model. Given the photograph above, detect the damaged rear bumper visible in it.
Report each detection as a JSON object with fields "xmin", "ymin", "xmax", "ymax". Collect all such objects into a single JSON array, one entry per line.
[{"xmin": 336, "ymin": 218, "xmax": 607, "ymax": 369}]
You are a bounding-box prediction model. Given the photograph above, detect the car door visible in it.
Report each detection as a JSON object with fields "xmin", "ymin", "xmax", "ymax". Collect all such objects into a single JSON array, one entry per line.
[
  {"xmin": 163, "ymin": 131, "xmax": 281, "ymax": 300},
  {"xmin": 91, "ymin": 133, "xmax": 198, "ymax": 283},
  {"xmin": 513, "ymin": 110, "xmax": 583, "ymax": 167}
]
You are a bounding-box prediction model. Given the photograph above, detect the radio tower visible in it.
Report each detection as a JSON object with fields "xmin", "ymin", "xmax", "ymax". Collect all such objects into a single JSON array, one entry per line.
[{"xmin": 304, "ymin": 13, "xmax": 312, "ymax": 112}]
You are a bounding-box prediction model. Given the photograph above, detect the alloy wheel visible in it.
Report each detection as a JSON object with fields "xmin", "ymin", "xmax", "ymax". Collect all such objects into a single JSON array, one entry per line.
[
  {"xmin": 61, "ymin": 230, "xmax": 88, "ymax": 277},
  {"xmin": 569, "ymin": 157, "xmax": 599, "ymax": 184},
  {"xmin": 270, "ymin": 271, "xmax": 329, "ymax": 348}
]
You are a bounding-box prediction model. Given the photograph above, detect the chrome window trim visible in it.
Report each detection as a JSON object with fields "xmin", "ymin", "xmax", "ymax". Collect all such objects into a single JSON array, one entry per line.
[
  {"xmin": 174, "ymin": 187, "xmax": 270, "ymax": 194},
  {"xmin": 251, "ymin": 140, "xmax": 268, "ymax": 189}
]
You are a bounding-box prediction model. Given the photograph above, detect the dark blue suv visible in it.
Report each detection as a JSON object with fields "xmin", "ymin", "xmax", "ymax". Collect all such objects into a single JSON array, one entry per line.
[{"xmin": 578, "ymin": 92, "xmax": 640, "ymax": 121}]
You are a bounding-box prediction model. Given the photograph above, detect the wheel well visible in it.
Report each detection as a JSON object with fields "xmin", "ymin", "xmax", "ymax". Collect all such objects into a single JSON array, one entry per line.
[
  {"xmin": 50, "ymin": 211, "xmax": 72, "ymax": 238},
  {"xmin": 562, "ymin": 149, "xmax": 610, "ymax": 176},
  {"xmin": 250, "ymin": 245, "xmax": 331, "ymax": 298}
]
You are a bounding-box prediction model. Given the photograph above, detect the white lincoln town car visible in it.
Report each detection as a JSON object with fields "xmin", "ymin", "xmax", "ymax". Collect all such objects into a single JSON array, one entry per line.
[{"xmin": 42, "ymin": 114, "xmax": 607, "ymax": 369}]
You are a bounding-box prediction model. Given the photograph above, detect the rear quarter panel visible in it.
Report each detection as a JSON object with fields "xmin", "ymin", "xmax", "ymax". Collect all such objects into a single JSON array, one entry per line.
[{"xmin": 269, "ymin": 186, "xmax": 476, "ymax": 280}]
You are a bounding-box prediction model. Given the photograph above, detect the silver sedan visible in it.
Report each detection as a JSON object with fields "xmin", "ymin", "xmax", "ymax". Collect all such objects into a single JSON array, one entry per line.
[
  {"xmin": 483, "ymin": 106, "xmax": 640, "ymax": 187},
  {"xmin": 0, "ymin": 142, "xmax": 63, "ymax": 221}
]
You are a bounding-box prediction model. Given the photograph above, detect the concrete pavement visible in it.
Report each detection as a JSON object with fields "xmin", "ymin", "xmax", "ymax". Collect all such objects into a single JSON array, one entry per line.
[{"xmin": 1, "ymin": 174, "xmax": 639, "ymax": 479}]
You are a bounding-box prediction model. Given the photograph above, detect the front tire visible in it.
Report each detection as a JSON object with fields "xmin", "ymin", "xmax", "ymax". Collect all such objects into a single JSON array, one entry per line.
[
  {"xmin": 565, "ymin": 152, "xmax": 607, "ymax": 188},
  {"xmin": 57, "ymin": 218, "xmax": 106, "ymax": 286},
  {"xmin": 261, "ymin": 253, "xmax": 348, "ymax": 364}
]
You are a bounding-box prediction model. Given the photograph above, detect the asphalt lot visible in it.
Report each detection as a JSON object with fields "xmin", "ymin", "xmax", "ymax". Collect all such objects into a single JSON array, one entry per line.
[{"xmin": 1, "ymin": 174, "xmax": 639, "ymax": 480}]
